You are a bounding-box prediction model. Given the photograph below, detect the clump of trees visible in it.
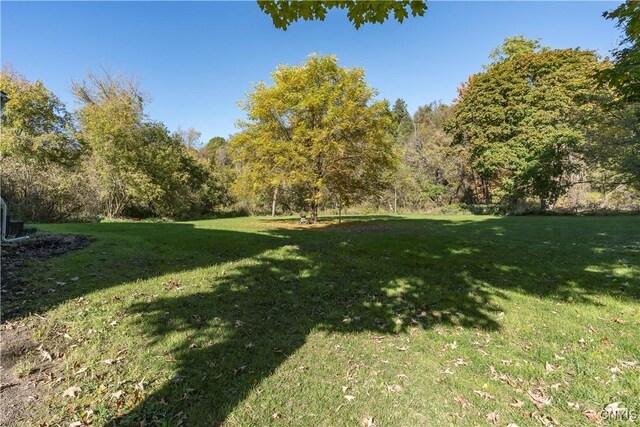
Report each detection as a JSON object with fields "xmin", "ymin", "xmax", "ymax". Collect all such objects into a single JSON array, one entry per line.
[
  {"xmin": 448, "ymin": 40, "xmax": 613, "ymax": 210},
  {"xmin": 1, "ymin": 2, "xmax": 638, "ymax": 222},
  {"xmin": 0, "ymin": 69, "xmax": 233, "ymax": 221}
]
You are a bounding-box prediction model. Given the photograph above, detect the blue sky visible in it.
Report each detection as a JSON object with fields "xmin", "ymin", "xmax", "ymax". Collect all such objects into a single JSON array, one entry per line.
[{"xmin": 1, "ymin": 1, "xmax": 622, "ymax": 142}]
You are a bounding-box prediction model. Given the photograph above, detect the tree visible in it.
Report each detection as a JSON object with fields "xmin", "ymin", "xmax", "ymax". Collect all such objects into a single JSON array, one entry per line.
[
  {"xmin": 231, "ymin": 54, "xmax": 397, "ymax": 222},
  {"xmin": 488, "ymin": 35, "xmax": 546, "ymax": 63},
  {"xmin": 596, "ymin": 1, "xmax": 640, "ymax": 192},
  {"xmin": 601, "ymin": 1, "xmax": 640, "ymax": 103},
  {"xmin": 0, "ymin": 69, "xmax": 91, "ymax": 221},
  {"xmin": 0, "ymin": 68, "xmax": 79, "ymax": 165},
  {"xmin": 448, "ymin": 40, "xmax": 612, "ymax": 210},
  {"xmin": 201, "ymin": 136, "xmax": 231, "ymax": 167},
  {"xmin": 410, "ymin": 103, "xmax": 472, "ymax": 207},
  {"xmin": 176, "ymin": 127, "xmax": 202, "ymax": 149},
  {"xmin": 391, "ymin": 98, "xmax": 414, "ymax": 143},
  {"xmin": 74, "ymin": 71, "xmax": 220, "ymax": 218},
  {"xmin": 257, "ymin": 0, "xmax": 426, "ymax": 30}
]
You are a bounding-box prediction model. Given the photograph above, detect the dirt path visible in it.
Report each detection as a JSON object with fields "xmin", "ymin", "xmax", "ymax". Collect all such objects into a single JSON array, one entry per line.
[{"xmin": 1, "ymin": 234, "xmax": 91, "ymax": 426}]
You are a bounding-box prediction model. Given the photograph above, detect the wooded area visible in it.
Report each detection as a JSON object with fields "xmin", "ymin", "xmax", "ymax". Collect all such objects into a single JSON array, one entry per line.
[{"xmin": 1, "ymin": 2, "xmax": 637, "ymax": 222}]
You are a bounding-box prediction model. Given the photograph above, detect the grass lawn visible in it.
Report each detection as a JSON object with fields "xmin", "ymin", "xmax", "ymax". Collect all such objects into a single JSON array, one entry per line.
[{"xmin": 3, "ymin": 215, "xmax": 639, "ymax": 426}]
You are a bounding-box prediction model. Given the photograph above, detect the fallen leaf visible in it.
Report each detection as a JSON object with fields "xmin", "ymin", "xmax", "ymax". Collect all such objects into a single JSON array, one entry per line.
[
  {"xmin": 40, "ymin": 349, "xmax": 53, "ymax": 362},
  {"xmin": 486, "ymin": 411, "xmax": 499, "ymax": 424},
  {"xmin": 510, "ymin": 400, "xmax": 525, "ymax": 409},
  {"xmin": 583, "ymin": 409, "xmax": 601, "ymax": 423},
  {"xmin": 610, "ymin": 366, "xmax": 622, "ymax": 374},
  {"xmin": 527, "ymin": 389, "xmax": 552, "ymax": 409},
  {"xmin": 453, "ymin": 358, "xmax": 469, "ymax": 366},
  {"xmin": 455, "ymin": 394, "xmax": 471, "ymax": 408},
  {"xmin": 362, "ymin": 416, "xmax": 375, "ymax": 427},
  {"xmin": 111, "ymin": 390, "xmax": 125, "ymax": 400},
  {"xmin": 344, "ymin": 395, "xmax": 356, "ymax": 402},
  {"xmin": 73, "ymin": 367, "xmax": 87, "ymax": 376},
  {"xmin": 440, "ymin": 368, "xmax": 454, "ymax": 375},
  {"xmin": 62, "ymin": 386, "xmax": 81, "ymax": 398},
  {"xmin": 386, "ymin": 384, "xmax": 403, "ymax": 393},
  {"xmin": 474, "ymin": 390, "xmax": 495, "ymax": 400}
]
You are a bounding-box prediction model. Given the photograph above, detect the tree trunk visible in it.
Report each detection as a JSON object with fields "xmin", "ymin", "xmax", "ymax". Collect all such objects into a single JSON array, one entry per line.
[
  {"xmin": 393, "ymin": 188, "xmax": 398, "ymax": 214},
  {"xmin": 480, "ymin": 177, "xmax": 491, "ymax": 204},
  {"xmin": 271, "ymin": 186, "xmax": 278, "ymax": 217},
  {"xmin": 311, "ymin": 203, "xmax": 318, "ymax": 223}
]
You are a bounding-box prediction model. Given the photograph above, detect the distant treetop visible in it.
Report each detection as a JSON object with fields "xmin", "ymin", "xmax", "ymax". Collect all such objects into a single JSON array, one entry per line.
[
  {"xmin": 257, "ymin": 1, "xmax": 427, "ymax": 30},
  {"xmin": 488, "ymin": 35, "xmax": 548, "ymax": 64}
]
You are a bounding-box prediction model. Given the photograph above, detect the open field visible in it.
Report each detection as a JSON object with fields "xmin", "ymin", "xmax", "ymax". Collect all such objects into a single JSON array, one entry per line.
[{"xmin": 1, "ymin": 215, "xmax": 639, "ymax": 426}]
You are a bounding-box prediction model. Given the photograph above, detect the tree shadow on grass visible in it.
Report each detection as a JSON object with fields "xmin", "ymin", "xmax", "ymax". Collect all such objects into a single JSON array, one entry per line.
[
  {"xmin": 96, "ymin": 216, "xmax": 639, "ymax": 426},
  {"xmin": 1, "ymin": 222, "xmax": 282, "ymax": 322}
]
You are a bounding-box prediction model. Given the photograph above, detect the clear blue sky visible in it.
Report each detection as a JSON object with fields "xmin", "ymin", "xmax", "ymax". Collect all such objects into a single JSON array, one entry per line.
[{"xmin": 1, "ymin": 1, "xmax": 622, "ymax": 142}]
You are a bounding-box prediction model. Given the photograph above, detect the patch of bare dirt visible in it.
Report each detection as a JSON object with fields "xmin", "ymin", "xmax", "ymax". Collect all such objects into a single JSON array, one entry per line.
[
  {"xmin": 1, "ymin": 233, "xmax": 91, "ymax": 293},
  {"xmin": 1, "ymin": 233, "xmax": 91, "ymax": 426},
  {"xmin": 0, "ymin": 321, "xmax": 52, "ymax": 426}
]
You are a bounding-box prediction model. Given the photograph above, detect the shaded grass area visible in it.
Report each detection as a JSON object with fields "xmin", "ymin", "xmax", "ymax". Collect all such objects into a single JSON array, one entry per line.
[{"xmin": 4, "ymin": 215, "xmax": 639, "ymax": 426}]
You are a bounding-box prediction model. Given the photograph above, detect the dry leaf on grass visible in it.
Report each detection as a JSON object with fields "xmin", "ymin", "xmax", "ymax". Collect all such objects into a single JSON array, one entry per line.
[
  {"xmin": 474, "ymin": 390, "xmax": 495, "ymax": 400},
  {"xmin": 362, "ymin": 416, "xmax": 375, "ymax": 427},
  {"xmin": 386, "ymin": 384, "xmax": 403, "ymax": 393},
  {"xmin": 583, "ymin": 409, "xmax": 601, "ymax": 423},
  {"xmin": 454, "ymin": 394, "xmax": 471, "ymax": 408},
  {"xmin": 62, "ymin": 386, "xmax": 81, "ymax": 398},
  {"xmin": 486, "ymin": 411, "xmax": 499, "ymax": 424},
  {"xmin": 527, "ymin": 389, "xmax": 552, "ymax": 409},
  {"xmin": 453, "ymin": 358, "xmax": 469, "ymax": 366},
  {"xmin": 111, "ymin": 390, "xmax": 125, "ymax": 400},
  {"xmin": 507, "ymin": 400, "xmax": 524, "ymax": 411},
  {"xmin": 73, "ymin": 367, "xmax": 87, "ymax": 376}
]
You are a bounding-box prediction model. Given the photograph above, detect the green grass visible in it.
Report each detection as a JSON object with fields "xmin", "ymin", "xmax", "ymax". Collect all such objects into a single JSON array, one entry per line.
[
  {"xmin": 6, "ymin": 215, "xmax": 640, "ymax": 426},
  {"xmin": 13, "ymin": 360, "xmax": 34, "ymax": 379}
]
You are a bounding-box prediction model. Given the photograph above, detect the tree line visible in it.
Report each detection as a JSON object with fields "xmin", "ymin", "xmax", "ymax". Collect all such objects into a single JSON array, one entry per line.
[{"xmin": 1, "ymin": 2, "xmax": 637, "ymax": 222}]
